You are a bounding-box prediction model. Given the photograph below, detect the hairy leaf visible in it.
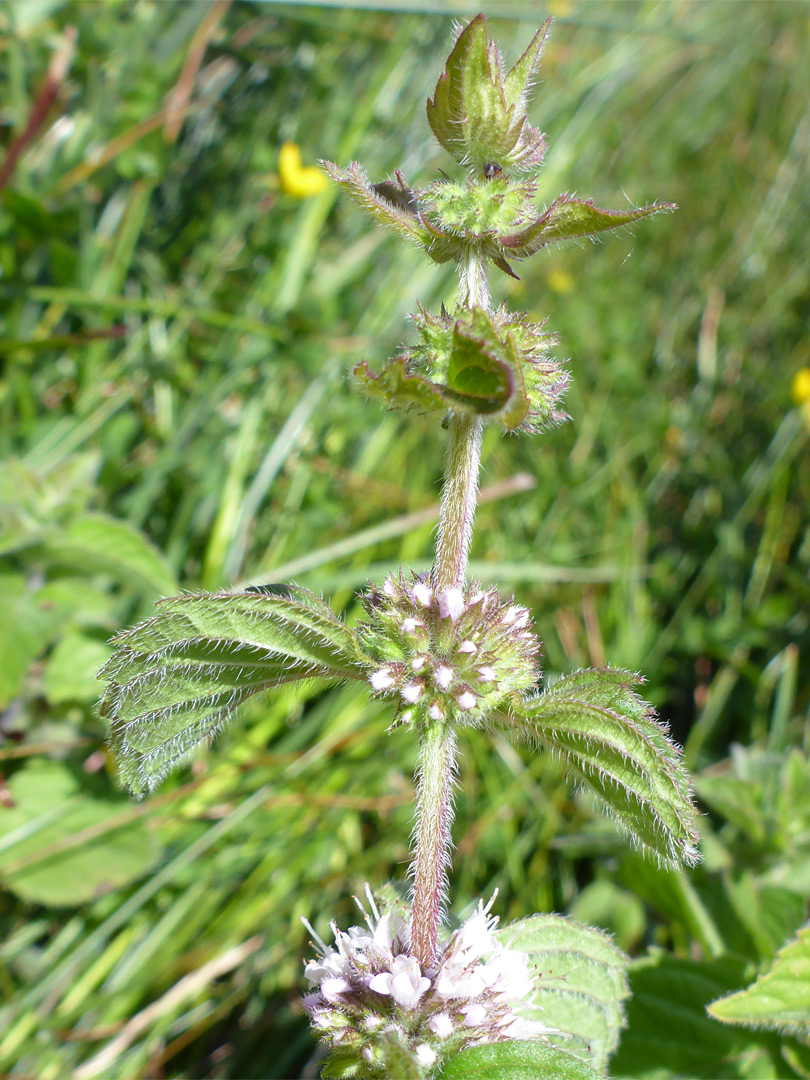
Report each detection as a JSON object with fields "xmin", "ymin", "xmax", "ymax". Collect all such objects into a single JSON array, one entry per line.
[
  {"xmin": 100, "ymin": 588, "xmax": 367, "ymax": 796},
  {"xmin": 427, "ymin": 16, "xmax": 550, "ymax": 173},
  {"xmin": 353, "ymin": 357, "xmax": 448, "ymax": 417},
  {"xmin": 437, "ymin": 1040, "xmax": 599, "ymax": 1080},
  {"xmin": 322, "ymin": 162, "xmax": 438, "ymax": 250},
  {"xmin": 707, "ymin": 923, "xmax": 810, "ymax": 1038},
  {"xmin": 497, "ymin": 914, "xmax": 628, "ymax": 1072},
  {"xmin": 501, "ymin": 195, "xmax": 676, "ymax": 258},
  {"xmin": 504, "ymin": 668, "xmax": 700, "ymax": 866}
]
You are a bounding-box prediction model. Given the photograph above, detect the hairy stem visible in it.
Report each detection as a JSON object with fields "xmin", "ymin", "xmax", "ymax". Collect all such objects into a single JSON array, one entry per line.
[
  {"xmin": 410, "ymin": 249, "xmax": 488, "ymax": 967},
  {"xmin": 409, "ymin": 721, "xmax": 457, "ymax": 968},
  {"xmin": 431, "ymin": 247, "xmax": 489, "ymax": 594},
  {"xmin": 431, "ymin": 413, "xmax": 483, "ymax": 593}
]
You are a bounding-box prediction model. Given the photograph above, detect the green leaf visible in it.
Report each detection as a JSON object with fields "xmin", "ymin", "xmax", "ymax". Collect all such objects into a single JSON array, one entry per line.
[
  {"xmin": 443, "ymin": 318, "xmax": 522, "ymax": 419},
  {"xmin": 707, "ymin": 923, "xmax": 810, "ymax": 1038},
  {"xmin": 99, "ymin": 588, "xmax": 368, "ymax": 796},
  {"xmin": 497, "ymin": 914, "xmax": 628, "ymax": 1072},
  {"xmin": 437, "ymin": 1040, "xmax": 599, "ymax": 1080},
  {"xmin": 505, "ymin": 668, "xmax": 700, "ymax": 867},
  {"xmin": 322, "ymin": 161, "xmax": 439, "ymax": 254},
  {"xmin": 353, "ymin": 357, "xmax": 448, "ymax": 417},
  {"xmin": 43, "ymin": 631, "xmax": 113, "ymax": 704},
  {"xmin": 426, "ymin": 16, "xmax": 550, "ymax": 173},
  {"xmin": 0, "ymin": 761, "xmax": 159, "ymax": 907},
  {"xmin": 568, "ymin": 879, "xmax": 646, "ymax": 953},
  {"xmin": 0, "ymin": 573, "xmax": 73, "ymax": 707},
  {"xmin": 613, "ymin": 952, "xmax": 786, "ymax": 1079},
  {"xmin": 44, "ymin": 512, "xmax": 178, "ymax": 595},
  {"xmin": 501, "ymin": 195, "xmax": 676, "ymax": 258}
]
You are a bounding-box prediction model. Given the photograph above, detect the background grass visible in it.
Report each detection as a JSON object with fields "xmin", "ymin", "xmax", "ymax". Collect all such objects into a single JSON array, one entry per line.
[{"xmin": 1, "ymin": 1, "xmax": 809, "ymax": 1077}]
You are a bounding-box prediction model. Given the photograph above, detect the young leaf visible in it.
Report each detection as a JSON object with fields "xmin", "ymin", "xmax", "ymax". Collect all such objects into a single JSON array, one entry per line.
[
  {"xmin": 497, "ymin": 914, "xmax": 629, "ymax": 1072},
  {"xmin": 100, "ymin": 588, "xmax": 367, "ymax": 797},
  {"xmin": 502, "ymin": 668, "xmax": 700, "ymax": 867},
  {"xmin": 353, "ymin": 357, "xmax": 449, "ymax": 417},
  {"xmin": 707, "ymin": 923, "xmax": 810, "ymax": 1038},
  {"xmin": 500, "ymin": 195, "xmax": 677, "ymax": 258},
  {"xmin": 321, "ymin": 162, "xmax": 444, "ymax": 255},
  {"xmin": 437, "ymin": 1040, "xmax": 599, "ymax": 1080},
  {"xmin": 426, "ymin": 16, "xmax": 550, "ymax": 173}
]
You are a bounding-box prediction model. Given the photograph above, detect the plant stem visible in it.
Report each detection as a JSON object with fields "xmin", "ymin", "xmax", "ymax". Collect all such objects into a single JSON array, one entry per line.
[
  {"xmin": 410, "ymin": 249, "xmax": 488, "ymax": 967},
  {"xmin": 409, "ymin": 721, "xmax": 457, "ymax": 968}
]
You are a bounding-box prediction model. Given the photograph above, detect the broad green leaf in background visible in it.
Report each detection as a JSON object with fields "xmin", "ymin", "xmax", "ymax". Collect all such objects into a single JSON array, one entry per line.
[
  {"xmin": 0, "ymin": 451, "xmax": 100, "ymax": 555},
  {"xmin": 43, "ymin": 512, "xmax": 178, "ymax": 596},
  {"xmin": 437, "ymin": 1039, "xmax": 600, "ymax": 1080},
  {"xmin": 0, "ymin": 761, "xmax": 159, "ymax": 907},
  {"xmin": 708, "ymin": 923, "xmax": 810, "ymax": 1039},
  {"xmin": 43, "ymin": 631, "xmax": 113, "ymax": 704},
  {"xmin": 496, "ymin": 914, "xmax": 628, "ymax": 1072},
  {"xmin": 99, "ymin": 588, "xmax": 369, "ymax": 796},
  {"xmin": 502, "ymin": 668, "xmax": 700, "ymax": 867},
  {"xmin": 613, "ymin": 952, "xmax": 791, "ymax": 1079},
  {"xmin": 0, "ymin": 572, "xmax": 71, "ymax": 707}
]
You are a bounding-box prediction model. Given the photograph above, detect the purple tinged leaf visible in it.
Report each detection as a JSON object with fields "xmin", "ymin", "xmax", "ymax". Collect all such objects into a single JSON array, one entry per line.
[
  {"xmin": 503, "ymin": 19, "xmax": 552, "ymax": 114},
  {"xmin": 427, "ymin": 16, "xmax": 547, "ymax": 173},
  {"xmin": 501, "ymin": 195, "xmax": 678, "ymax": 257},
  {"xmin": 353, "ymin": 358, "xmax": 448, "ymax": 416},
  {"xmin": 321, "ymin": 160, "xmax": 432, "ymax": 249}
]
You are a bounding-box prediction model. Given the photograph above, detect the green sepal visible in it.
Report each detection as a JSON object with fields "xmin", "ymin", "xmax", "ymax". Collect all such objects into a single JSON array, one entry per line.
[
  {"xmin": 502, "ymin": 668, "xmax": 700, "ymax": 867},
  {"xmin": 427, "ymin": 16, "xmax": 550, "ymax": 174},
  {"xmin": 500, "ymin": 194, "xmax": 677, "ymax": 258},
  {"xmin": 707, "ymin": 922, "xmax": 810, "ymax": 1038},
  {"xmin": 497, "ymin": 914, "xmax": 629, "ymax": 1072},
  {"xmin": 99, "ymin": 588, "xmax": 367, "ymax": 797},
  {"xmin": 437, "ymin": 1040, "xmax": 600, "ymax": 1080}
]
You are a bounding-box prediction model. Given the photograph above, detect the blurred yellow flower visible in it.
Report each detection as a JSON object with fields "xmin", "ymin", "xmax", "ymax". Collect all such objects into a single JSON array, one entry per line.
[
  {"xmin": 791, "ymin": 367, "xmax": 810, "ymax": 406},
  {"xmin": 548, "ymin": 0, "xmax": 573, "ymax": 14},
  {"xmin": 545, "ymin": 267, "xmax": 575, "ymax": 294},
  {"xmin": 278, "ymin": 142, "xmax": 327, "ymax": 198}
]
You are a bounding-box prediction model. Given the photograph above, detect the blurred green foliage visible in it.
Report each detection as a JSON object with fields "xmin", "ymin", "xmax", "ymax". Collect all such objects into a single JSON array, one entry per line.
[{"xmin": 0, "ymin": 1, "xmax": 808, "ymax": 1077}]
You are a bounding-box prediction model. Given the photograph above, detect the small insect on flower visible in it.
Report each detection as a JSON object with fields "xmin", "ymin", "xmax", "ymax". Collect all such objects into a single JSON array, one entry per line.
[{"xmin": 278, "ymin": 141, "xmax": 328, "ymax": 197}]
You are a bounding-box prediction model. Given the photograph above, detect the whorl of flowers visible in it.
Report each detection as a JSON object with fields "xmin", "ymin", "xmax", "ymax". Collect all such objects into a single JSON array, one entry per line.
[
  {"xmin": 357, "ymin": 574, "xmax": 540, "ymax": 728},
  {"xmin": 355, "ymin": 304, "xmax": 568, "ymax": 434},
  {"xmin": 302, "ymin": 889, "xmax": 553, "ymax": 1073}
]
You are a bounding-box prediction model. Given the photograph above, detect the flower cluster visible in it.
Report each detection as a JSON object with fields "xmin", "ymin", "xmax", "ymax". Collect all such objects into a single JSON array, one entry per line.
[
  {"xmin": 302, "ymin": 890, "xmax": 552, "ymax": 1074},
  {"xmin": 357, "ymin": 574, "xmax": 540, "ymax": 728}
]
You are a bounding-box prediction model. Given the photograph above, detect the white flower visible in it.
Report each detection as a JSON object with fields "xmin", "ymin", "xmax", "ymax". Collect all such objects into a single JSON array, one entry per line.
[
  {"xmin": 434, "ymin": 665, "xmax": 454, "ymax": 690},
  {"xmin": 461, "ymin": 1002, "xmax": 488, "ymax": 1026},
  {"xmin": 438, "ymin": 587, "xmax": 465, "ymax": 622},
  {"xmin": 369, "ymin": 955, "xmax": 431, "ymax": 1010},
  {"xmin": 456, "ymin": 689, "xmax": 476, "ymax": 710},
  {"xmin": 415, "ymin": 1044, "xmax": 437, "ymax": 1067},
  {"xmin": 427, "ymin": 1012, "xmax": 454, "ymax": 1038},
  {"xmin": 303, "ymin": 887, "xmax": 553, "ymax": 1065},
  {"xmin": 370, "ymin": 667, "xmax": 395, "ymax": 691},
  {"xmin": 413, "ymin": 581, "xmax": 433, "ymax": 607}
]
